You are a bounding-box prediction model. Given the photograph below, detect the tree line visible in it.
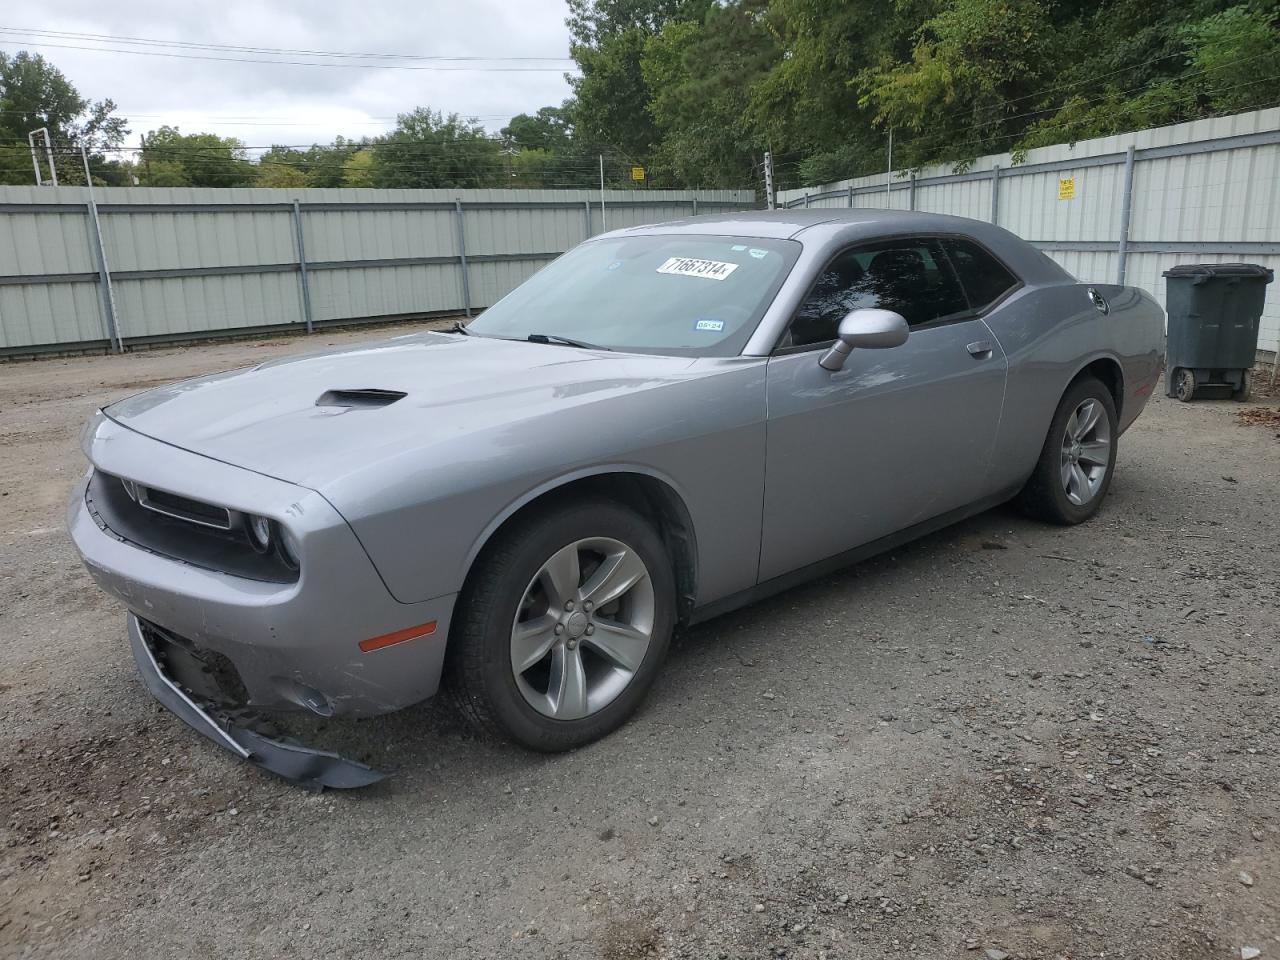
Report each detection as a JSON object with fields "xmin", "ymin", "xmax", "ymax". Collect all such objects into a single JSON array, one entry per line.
[{"xmin": 2, "ymin": 0, "xmax": 1277, "ymax": 192}]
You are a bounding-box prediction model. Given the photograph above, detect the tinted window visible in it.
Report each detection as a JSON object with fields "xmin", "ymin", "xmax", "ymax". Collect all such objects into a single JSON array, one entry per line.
[
  {"xmin": 942, "ymin": 237, "xmax": 1019, "ymax": 309},
  {"xmin": 785, "ymin": 238, "xmax": 970, "ymax": 346}
]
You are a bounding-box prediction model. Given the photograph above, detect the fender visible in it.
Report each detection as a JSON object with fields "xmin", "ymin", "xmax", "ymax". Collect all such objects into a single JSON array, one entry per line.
[{"xmin": 457, "ymin": 462, "xmax": 700, "ymax": 596}]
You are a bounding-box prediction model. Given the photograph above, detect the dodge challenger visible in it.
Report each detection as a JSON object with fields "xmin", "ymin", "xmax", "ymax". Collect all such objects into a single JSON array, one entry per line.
[{"xmin": 68, "ymin": 210, "xmax": 1165, "ymax": 787}]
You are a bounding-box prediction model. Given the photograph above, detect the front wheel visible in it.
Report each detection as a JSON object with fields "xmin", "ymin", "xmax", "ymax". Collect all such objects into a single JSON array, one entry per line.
[
  {"xmin": 1017, "ymin": 376, "xmax": 1118, "ymax": 525},
  {"xmin": 446, "ymin": 499, "xmax": 676, "ymax": 751}
]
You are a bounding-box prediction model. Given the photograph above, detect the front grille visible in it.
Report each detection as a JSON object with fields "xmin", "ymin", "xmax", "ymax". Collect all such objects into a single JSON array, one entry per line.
[
  {"xmin": 87, "ymin": 470, "xmax": 299, "ymax": 584},
  {"xmin": 135, "ymin": 484, "xmax": 232, "ymax": 530}
]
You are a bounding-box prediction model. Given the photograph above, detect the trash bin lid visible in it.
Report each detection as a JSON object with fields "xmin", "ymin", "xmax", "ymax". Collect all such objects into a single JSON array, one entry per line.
[{"xmin": 1163, "ymin": 262, "xmax": 1274, "ymax": 281}]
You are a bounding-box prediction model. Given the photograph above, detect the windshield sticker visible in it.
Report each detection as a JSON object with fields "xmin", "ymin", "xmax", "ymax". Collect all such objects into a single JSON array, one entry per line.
[
  {"xmin": 748, "ymin": 248, "xmax": 769, "ymax": 259},
  {"xmin": 730, "ymin": 244, "xmax": 748, "ymax": 251},
  {"xmin": 606, "ymin": 260, "xmax": 623, "ymax": 271},
  {"xmin": 694, "ymin": 318, "xmax": 725, "ymax": 332},
  {"xmin": 656, "ymin": 257, "xmax": 739, "ymax": 281}
]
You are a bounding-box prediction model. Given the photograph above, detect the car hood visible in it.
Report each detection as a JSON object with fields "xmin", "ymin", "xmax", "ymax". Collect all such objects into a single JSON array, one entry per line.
[{"xmin": 105, "ymin": 331, "xmax": 698, "ymax": 490}]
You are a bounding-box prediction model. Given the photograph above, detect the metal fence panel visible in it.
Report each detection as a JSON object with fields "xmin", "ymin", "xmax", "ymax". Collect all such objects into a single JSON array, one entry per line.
[
  {"xmin": 777, "ymin": 106, "xmax": 1280, "ymax": 354},
  {"xmin": 0, "ymin": 185, "xmax": 756, "ymax": 354},
  {"xmin": 0, "ymin": 281, "xmax": 104, "ymax": 347}
]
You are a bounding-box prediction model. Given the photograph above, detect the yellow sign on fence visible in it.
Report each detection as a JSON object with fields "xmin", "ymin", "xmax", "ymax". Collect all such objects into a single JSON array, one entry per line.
[
  {"xmin": 631, "ymin": 166, "xmax": 646, "ymax": 182},
  {"xmin": 1058, "ymin": 177, "xmax": 1076, "ymax": 200}
]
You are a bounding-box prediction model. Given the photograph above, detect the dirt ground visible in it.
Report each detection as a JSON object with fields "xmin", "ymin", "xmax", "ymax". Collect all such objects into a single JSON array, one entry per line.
[{"xmin": 1, "ymin": 326, "xmax": 1278, "ymax": 960}]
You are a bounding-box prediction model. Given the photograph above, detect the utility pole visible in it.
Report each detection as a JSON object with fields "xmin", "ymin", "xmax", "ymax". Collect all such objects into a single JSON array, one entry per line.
[
  {"xmin": 140, "ymin": 134, "xmax": 152, "ymax": 184},
  {"xmin": 885, "ymin": 126, "xmax": 896, "ymax": 206},
  {"xmin": 81, "ymin": 141, "xmax": 123, "ymax": 353},
  {"xmin": 763, "ymin": 151, "xmax": 776, "ymax": 210},
  {"xmin": 599, "ymin": 154, "xmax": 607, "ymax": 231}
]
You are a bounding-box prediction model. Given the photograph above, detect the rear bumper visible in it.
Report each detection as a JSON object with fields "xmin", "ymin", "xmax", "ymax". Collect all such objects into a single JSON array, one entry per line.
[{"xmin": 69, "ymin": 415, "xmax": 456, "ymax": 718}]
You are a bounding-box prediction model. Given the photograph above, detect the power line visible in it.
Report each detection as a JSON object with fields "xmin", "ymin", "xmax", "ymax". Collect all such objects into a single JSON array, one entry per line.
[
  {"xmin": 0, "ymin": 38, "xmax": 579, "ymax": 72},
  {"xmin": 0, "ymin": 26, "xmax": 573, "ymax": 63}
]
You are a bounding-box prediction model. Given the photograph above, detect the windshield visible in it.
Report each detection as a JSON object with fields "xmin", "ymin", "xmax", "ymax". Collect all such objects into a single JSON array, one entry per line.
[{"xmin": 465, "ymin": 233, "xmax": 800, "ymax": 356}]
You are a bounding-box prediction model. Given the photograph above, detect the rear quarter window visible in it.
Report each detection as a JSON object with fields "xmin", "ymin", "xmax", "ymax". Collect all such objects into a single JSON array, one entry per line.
[{"xmin": 942, "ymin": 238, "xmax": 1020, "ymax": 310}]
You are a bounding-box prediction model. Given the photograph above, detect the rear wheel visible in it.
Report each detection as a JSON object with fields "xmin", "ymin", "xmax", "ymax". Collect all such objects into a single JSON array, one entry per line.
[
  {"xmin": 446, "ymin": 499, "xmax": 676, "ymax": 751},
  {"xmin": 1017, "ymin": 376, "xmax": 1118, "ymax": 525},
  {"xmin": 1232, "ymin": 372, "xmax": 1251, "ymax": 402}
]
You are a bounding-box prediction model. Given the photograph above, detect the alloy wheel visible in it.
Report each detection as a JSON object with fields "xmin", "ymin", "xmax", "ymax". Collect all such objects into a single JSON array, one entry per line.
[
  {"xmin": 1059, "ymin": 397, "xmax": 1112, "ymax": 506},
  {"xmin": 510, "ymin": 537, "xmax": 655, "ymax": 720}
]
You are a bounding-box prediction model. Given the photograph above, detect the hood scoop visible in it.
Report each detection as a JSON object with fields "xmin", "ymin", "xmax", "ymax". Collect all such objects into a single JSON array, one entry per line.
[{"xmin": 316, "ymin": 388, "xmax": 407, "ymax": 409}]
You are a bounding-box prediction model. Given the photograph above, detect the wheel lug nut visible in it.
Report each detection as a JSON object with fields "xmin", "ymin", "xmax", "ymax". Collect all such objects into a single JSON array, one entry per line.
[
  {"xmin": 554, "ymin": 624, "xmax": 564, "ymax": 635},
  {"xmin": 583, "ymin": 601, "xmax": 593, "ymax": 612},
  {"xmin": 564, "ymin": 600, "xmax": 575, "ymax": 611},
  {"xmin": 567, "ymin": 639, "xmax": 577, "ymax": 649},
  {"xmin": 585, "ymin": 624, "xmax": 594, "ymax": 636}
]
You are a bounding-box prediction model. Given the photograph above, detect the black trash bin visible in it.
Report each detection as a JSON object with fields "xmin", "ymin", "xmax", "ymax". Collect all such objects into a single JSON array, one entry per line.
[{"xmin": 1163, "ymin": 262, "xmax": 1273, "ymax": 401}]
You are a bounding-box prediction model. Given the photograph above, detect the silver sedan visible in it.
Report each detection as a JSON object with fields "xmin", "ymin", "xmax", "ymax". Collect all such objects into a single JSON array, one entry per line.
[{"xmin": 68, "ymin": 210, "xmax": 1165, "ymax": 786}]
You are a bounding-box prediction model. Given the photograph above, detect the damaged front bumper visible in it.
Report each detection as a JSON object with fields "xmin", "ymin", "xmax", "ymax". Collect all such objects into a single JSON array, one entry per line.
[{"xmin": 128, "ymin": 614, "xmax": 385, "ymax": 789}]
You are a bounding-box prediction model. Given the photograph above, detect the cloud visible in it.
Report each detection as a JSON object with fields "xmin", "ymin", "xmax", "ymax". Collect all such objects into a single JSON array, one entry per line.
[{"xmin": 5, "ymin": 0, "xmax": 575, "ymax": 148}]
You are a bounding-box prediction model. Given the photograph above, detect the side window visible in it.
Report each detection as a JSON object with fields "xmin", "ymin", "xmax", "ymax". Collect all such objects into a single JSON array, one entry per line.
[
  {"xmin": 786, "ymin": 237, "xmax": 969, "ymax": 348},
  {"xmin": 941, "ymin": 237, "xmax": 1019, "ymax": 310}
]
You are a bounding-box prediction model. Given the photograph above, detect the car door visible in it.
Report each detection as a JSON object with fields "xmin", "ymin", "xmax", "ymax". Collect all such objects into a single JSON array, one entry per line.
[{"xmin": 758, "ymin": 236, "xmax": 1008, "ymax": 582}]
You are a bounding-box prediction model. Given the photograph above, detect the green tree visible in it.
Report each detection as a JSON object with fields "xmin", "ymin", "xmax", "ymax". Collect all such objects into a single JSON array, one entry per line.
[
  {"xmin": 640, "ymin": 1, "xmax": 778, "ymax": 187},
  {"xmin": 0, "ymin": 50, "xmax": 128, "ymax": 184},
  {"xmin": 256, "ymin": 161, "xmax": 310, "ymax": 188},
  {"xmin": 567, "ymin": 0, "xmax": 713, "ymax": 162},
  {"xmin": 502, "ymin": 105, "xmax": 576, "ymax": 152},
  {"xmin": 1183, "ymin": 4, "xmax": 1280, "ymax": 111},
  {"xmin": 857, "ymin": 0, "xmax": 1058, "ymax": 168},
  {"xmin": 1015, "ymin": 0, "xmax": 1280, "ymax": 152},
  {"xmin": 341, "ymin": 149, "xmax": 375, "ymax": 186},
  {"xmin": 140, "ymin": 126, "xmax": 254, "ymax": 187},
  {"xmin": 258, "ymin": 138, "xmax": 364, "ymax": 188},
  {"xmin": 369, "ymin": 108, "xmax": 505, "ymax": 188}
]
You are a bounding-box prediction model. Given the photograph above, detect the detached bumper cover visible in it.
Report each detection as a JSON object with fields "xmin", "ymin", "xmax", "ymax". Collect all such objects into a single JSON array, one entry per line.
[{"xmin": 128, "ymin": 614, "xmax": 385, "ymax": 789}]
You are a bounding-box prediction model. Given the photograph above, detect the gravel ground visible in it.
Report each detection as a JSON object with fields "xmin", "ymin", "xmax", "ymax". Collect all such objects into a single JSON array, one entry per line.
[{"xmin": 1, "ymin": 328, "xmax": 1278, "ymax": 960}]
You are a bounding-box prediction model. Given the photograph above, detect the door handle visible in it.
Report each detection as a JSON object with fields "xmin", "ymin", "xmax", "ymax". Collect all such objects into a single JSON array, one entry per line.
[{"xmin": 966, "ymin": 340, "xmax": 994, "ymax": 358}]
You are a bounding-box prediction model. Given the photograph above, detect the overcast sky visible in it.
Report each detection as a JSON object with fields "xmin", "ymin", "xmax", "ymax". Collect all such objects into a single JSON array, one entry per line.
[{"xmin": 2, "ymin": 1, "xmax": 576, "ymax": 151}]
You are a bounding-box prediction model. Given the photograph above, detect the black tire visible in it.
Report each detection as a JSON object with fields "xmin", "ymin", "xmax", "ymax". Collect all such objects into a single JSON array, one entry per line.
[
  {"xmin": 1017, "ymin": 376, "xmax": 1119, "ymax": 525},
  {"xmin": 445, "ymin": 499, "xmax": 676, "ymax": 752},
  {"xmin": 1232, "ymin": 372, "xmax": 1251, "ymax": 402}
]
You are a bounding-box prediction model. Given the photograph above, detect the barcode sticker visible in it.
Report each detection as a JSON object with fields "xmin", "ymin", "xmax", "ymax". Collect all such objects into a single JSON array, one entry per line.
[{"xmin": 656, "ymin": 257, "xmax": 739, "ymax": 281}]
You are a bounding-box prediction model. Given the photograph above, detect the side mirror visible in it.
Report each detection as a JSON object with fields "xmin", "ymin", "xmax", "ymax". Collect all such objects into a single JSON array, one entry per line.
[{"xmin": 818, "ymin": 309, "xmax": 909, "ymax": 372}]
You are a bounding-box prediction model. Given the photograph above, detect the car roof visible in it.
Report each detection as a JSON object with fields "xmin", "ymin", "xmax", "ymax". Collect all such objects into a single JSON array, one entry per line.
[
  {"xmin": 603, "ymin": 208, "xmax": 1072, "ymax": 285},
  {"xmin": 606, "ymin": 208, "xmax": 996, "ymax": 241}
]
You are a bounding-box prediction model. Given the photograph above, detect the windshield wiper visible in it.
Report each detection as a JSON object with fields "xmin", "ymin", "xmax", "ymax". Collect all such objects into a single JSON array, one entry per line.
[
  {"xmin": 449, "ymin": 320, "xmax": 471, "ymax": 335},
  {"xmin": 526, "ymin": 333, "xmax": 610, "ymax": 351}
]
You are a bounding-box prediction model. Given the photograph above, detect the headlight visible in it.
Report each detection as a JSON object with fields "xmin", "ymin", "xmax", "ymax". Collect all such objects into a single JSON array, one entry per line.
[{"xmin": 247, "ymin": 514, "xmax": 273, "ymax": 552}]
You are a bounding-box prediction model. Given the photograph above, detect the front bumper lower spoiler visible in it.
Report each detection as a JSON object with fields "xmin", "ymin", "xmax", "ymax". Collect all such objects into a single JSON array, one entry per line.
[{"xmin": 127, "ymin": 615, "xmax": 386, "ymax": 790}]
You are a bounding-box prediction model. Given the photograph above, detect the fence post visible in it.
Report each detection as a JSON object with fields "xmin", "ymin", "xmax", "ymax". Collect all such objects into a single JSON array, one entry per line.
[
  {"xmin": 692, "ymin": 196, "xmax": 699, "ymax": 217},
  {"xmin": 1116, "ymin": 145, "xmax": 1136, "ymax": 285},
  {"xmin": 848, "ymin": 184, "xmax": 854, "ymax": 208},
  {"xmin": 455, "ymin": 198, "xmax": 472, "ymax": 319},
  {"xmin": 84, "ymin": 194, "xmax": 122, "ymax": 353},
  {"xmin": 804, "ymin": 193, "xmax": 810, "ymax": 208},
  {"xmin": 291, "ymin": 200, "xmax": 314, "ymax": 334},
  {"xmin": 990, "ymin": 164, "xmax": 1000, "ymax": 225},
  {"xmin": 583, "ymin": 199, "xmax": 592, "ymax": 239},
  {"xmin": 908, "ymin": 173, "xmax": 916, "ymax": 211}
]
